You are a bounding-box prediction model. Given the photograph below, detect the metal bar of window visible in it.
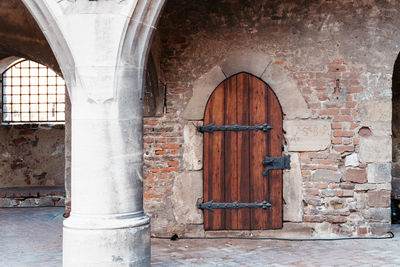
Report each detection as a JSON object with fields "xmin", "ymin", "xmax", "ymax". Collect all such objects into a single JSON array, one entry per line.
[{"xmin": 1, "ymin": 59, "xmax": 65, "ymax": 123}]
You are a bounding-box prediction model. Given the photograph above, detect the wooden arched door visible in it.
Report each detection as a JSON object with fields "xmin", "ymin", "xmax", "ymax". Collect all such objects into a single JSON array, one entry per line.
[{"xmin": 200, "ymin": 72, "xmax": 285, "ymax": 230}]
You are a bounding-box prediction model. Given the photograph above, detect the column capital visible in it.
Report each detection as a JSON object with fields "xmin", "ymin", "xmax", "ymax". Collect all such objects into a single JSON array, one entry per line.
[{"xmin": 22, "ymin": 0, "xmax": 166, "ymax": 103}]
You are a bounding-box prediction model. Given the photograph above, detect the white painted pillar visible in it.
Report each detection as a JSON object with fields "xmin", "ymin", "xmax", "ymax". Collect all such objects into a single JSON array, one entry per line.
[
  {"xmin": 63, "ymin": 74, "xmax": 151, "ymax": 266},
  {"xmin": 21, "ymin": 0, "xmax": 165, "ymax": 266}
]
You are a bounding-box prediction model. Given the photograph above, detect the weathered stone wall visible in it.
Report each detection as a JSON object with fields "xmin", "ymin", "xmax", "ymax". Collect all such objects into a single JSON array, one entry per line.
[
  {"xmin": 0, "ymin": 60, "xmax": 66, "ymax": 207},
  {"xmin": 143, "ymin": 0, "xmax": 399, "ymax": 237},
  {"xmin": 0, "ymin": 125, "xmax": 65, "ymax": 188}
]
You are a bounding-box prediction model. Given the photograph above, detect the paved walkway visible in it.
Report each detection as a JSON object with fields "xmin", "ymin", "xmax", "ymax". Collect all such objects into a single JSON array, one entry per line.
[{"xmin": 0, "ymin": 207, "xmax": 400, "ymax": 266}]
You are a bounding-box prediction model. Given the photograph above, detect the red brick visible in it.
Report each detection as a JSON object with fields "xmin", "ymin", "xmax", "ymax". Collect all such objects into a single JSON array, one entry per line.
[
  {"xmin": 316, "ymin": 159, "xmax": 337, "ymax": 165},
  {"xmin": 144, "ymin": 193, "xmax": 161, "ymax": 199},
  {"xmin": 144, "ymin": 120, "xmax": 158, "ymax": 126},
  {"xmin": 160, "ymin": 167, "xmax": 179, "ymax": 173},
  {"xmin": 357, "ymin": 227, "xmax": 367, "ymax": 235},
  {"xmin": 333, "ymin": 145, "xmax": 354, "ymax": 153},
  {"xmin": 304, "ymin": 215, "xmax": 325, "ymax": 222},
  {"xmin": 155, "ymin": 150, "xmax": 166, "ymax": 155},
  {"xmin": 333, "ymin": 116, "xmax": 352, "ymax": 122},
  {"xmin": 347, "ymin": 87, "xmax": 361, "ymax": 94},
  {"xmin": 346, "ymin": 102, "xmax": 357, "ymax": 108},
  {"xmin": 332, "ymin": 138, "xmax": 342, "ymax": 145},
  {"xmin": 320, "ymin": 109, "xmax": 339, "ymax": 116},
  {"xmin": 333, "ymin": 130, "xmax": 354, "ymax": 137},
  {"xmin": 162, "ymin": 144, "xmax": 180, "ymax": 149},
  {"xmin": 340, "ymin": 109, "xmax": 351, "ymax": 115},
  {"xmin": 340, "ymin": 184, "xmax": 355, "ymax": 190},
  {"xmin": 326, "ymin": 215, "xmax": 347, "ymax": 223},
  {"xmin": 319, "ymin": 184, "xmax": 328, "ymax": 189},
  {"xmin": 167, "ymin": 149, "xmax": 178, "ymax": 154},
  {"xmin": 328, "ymin": 65, "xmax": 346, "ymax": 72},
  {"xmin": 168, "ymin": 161, "xmax": 179, "ymax": 167}
]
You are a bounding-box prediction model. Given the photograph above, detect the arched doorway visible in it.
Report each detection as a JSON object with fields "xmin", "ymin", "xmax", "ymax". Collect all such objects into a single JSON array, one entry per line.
[{"xmin": 201, "ymin": 72, "xmax": 284, "ymax": 230}]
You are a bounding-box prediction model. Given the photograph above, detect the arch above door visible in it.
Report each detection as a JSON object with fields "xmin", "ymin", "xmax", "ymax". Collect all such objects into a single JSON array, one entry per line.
[{"xmin": 182, "ymin": 51, "xmax": 311, "ymax": 120}]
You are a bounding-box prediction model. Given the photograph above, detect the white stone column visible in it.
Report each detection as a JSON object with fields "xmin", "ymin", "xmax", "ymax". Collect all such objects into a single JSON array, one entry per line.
[
  {"xmin": 63, "ymin": 65, "xmax": 150, "ymax": 266},
  {"xmin": 21, "ymin": 0, "xmax": 166, "ymax": 266}
]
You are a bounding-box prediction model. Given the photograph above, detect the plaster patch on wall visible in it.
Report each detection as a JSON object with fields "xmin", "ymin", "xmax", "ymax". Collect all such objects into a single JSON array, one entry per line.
[
  {"xmin": 171, "ymin": 171, "xmax": 203, "ymax": 225},
  {"xmin": 284, "ymin": 120, "xmax": 331, "ymax": 152},
  {"xmin": 283, "ymin": 153, "xmax": 303, "ymax": 222},
  {"xmin": 183, "ymin": 121, "xmax": 203, "ymax": 171}
]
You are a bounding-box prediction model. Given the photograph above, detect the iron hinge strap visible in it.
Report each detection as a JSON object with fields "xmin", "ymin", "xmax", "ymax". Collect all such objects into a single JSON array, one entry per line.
[
  {"xmin": 262, "ymin": 155, "xmax": 291, "ymax": 176},
  {"xmin": 197, "ymin": 123, "xmax": 273, "ymax": 133},
  {"xmin": 197, "ymin": 200, "xmax": 272, "ymax": 211}
]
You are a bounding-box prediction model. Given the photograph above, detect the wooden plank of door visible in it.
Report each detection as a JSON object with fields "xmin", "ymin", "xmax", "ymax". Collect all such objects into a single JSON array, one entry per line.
[
  {"xmin": 204, "ymin": 82, "xmax": 225, "ymax": 230},
  {"xmin": 249, "ymin": 74, "xmax": 269, "ymax": 230},
  {"xmin": 224, "ymin": 75, "xmax": 239, "ymax": 230},
  {"xmin": 267, "ymin": 86, "xmax": 283, "ymax": 229},
  {"xmin": 236, "ymin": 73, "xmax": 251, "ymax": 229}
]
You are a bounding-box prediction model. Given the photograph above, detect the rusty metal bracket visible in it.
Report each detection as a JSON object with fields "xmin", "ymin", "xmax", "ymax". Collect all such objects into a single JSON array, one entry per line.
[
  {"xmin": 197, "ymin": 200, "xmax": 272, "ymax": 211},
  {"xmin": 197, "ymin": 122, "xmax": 273, "ymax": 133},
  {"xmin": 262, "ymin": 155, "xmax": 291, "ymax": 176}
]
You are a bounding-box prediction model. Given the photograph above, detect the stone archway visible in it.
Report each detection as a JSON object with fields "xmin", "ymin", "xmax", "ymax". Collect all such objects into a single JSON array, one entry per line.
[
  {"xmin": 177, "ymin": 52, "xmax": 312, "ymax": 233},
  {"xmin": 183, "ymin": 51, "xmax": 310, "ymax": 120}
]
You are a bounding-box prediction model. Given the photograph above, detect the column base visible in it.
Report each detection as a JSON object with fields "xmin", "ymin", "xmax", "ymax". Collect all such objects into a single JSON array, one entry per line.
[{"xmin": 63, "ymin": 213, "xmax": 150, "ymax": 267}]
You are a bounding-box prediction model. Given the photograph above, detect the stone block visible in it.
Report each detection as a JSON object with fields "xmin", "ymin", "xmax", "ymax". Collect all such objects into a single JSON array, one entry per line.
[
  {"xmin": 171, "ymin": 171, "xmax": 203, "ymax": 225},
  {"xmin": 359, "ymin": 100, "xmax": 391, "ymax": 122},
  {"xmin": 304, "ymin": 197, "xmax": 322, "ymax": 206},
  {"xmin": 220, "ymin": 51, "xmax": 271, "ymax": 78},
  {"xmin": 262, "ymin": 64, "xmax": 311, "ymax": 119},
  {"xmin": 344, "ymin": 169, "xmax": 367, "ymax": 184},
  {"xmin": 369, "ymin": 223, "xmax": 391, "ymax": 236},
  {"xmin": 0, "ymin": 198, "xmax": 11, "ymax": 207},
  {"xmin": 284, "ymin": 120, "xmax": 331, "ymax": 151},
  {"xmin": 363, "ymin": 208, "xmax": 391, "ymax": 221},
  {"xmin": 359, "ymin": 137, "xmax": 391, "ymax": 163},
  {"xmin": 182, "ymin": 66, "xmax": 226, "ymax": 120},
  {"xmin": 38, "ymin": 196, "xmax": 55, "ymax": 206},
  {"xmin": 345, "ymin": 153, "xmax": 359, "ymax": 167},
  {"xmin": 355, "ymin": 184, "xmax": 377, "ymax": 191},
  {"xmin": 283, "ymin": 153, "xmax": 303, "ymax": 222},
  {"xmin": 354, "ymin": 192, "xmax": 367, "ymax": 209},
  {"xmin": 367, "ymin": 190, "xmax": 390, "ymax": 208},
  {"xmin": 367, "ymin": 163, "xmax": 391, "ymax": 184},
  {"xmin": 20, "ymin": 198, "xmax": 38, "ymax": 207},
  {"xmin": 183, "ymin": 122, "xmax": 203, "ymax": 171},
  {"xmin": 311, "ymin": 169, "xmax": 341, "ymax": 183}
]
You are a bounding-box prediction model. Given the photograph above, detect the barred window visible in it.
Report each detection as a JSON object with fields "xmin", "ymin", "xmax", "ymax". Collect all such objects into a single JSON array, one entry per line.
[{"xmin": 1, "ymin": 59, "xmax": 65, "ymax": 123}]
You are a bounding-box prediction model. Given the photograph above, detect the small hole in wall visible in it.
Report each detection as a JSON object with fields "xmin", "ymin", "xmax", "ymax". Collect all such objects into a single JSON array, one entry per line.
[{"xmin": 358, "ymin": 127, "xmax": 372, "ymax": 137}]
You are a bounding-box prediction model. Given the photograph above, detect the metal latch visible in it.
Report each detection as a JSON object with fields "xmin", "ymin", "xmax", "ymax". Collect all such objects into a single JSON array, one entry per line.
[
  {"xmin": 197, "ymin": 200, "xmax": 272, "ymax": 211},
  {"xmin": 262, "ymin": 155, "xmax": 291, "ymax": 176}
]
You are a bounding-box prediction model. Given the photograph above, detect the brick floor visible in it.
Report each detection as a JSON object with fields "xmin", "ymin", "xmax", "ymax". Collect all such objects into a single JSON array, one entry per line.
[{"xmin": 0, "ymin": 207, "xmax": 399, "ymax": 266}]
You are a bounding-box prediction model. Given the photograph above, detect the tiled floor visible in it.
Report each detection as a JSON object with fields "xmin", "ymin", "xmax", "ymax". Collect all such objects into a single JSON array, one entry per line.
[{"xmin": 1, "ymin": 207, "xmax": 400, "ymax": 266}]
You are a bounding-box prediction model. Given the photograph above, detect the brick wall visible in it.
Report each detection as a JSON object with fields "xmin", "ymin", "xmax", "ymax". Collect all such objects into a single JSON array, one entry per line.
[{"xmin": 143, "ymin": 0, "xmax": 399, "ymax": 237}]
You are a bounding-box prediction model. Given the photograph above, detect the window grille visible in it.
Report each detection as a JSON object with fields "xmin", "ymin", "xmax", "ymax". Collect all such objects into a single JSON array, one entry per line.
[{"xmin": 1, "ymin": 59, "xmax": 65, "ymax": 123}]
